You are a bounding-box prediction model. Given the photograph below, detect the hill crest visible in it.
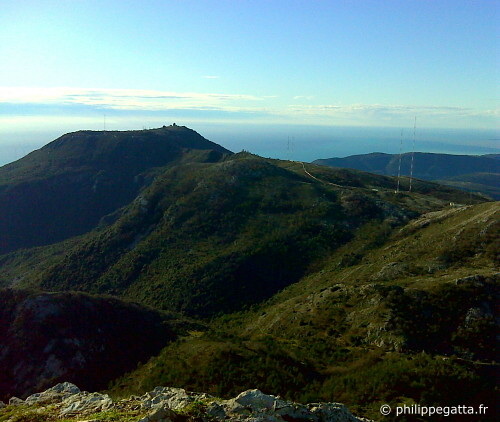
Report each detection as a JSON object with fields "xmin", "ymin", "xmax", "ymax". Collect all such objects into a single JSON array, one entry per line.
[
  {"xmin": 0, "ymin": 126, "xmax": 232, "ymax": 254},
  {"xmin": 313, "ymin": 151, "xmax": 500, "ymax": 199}
]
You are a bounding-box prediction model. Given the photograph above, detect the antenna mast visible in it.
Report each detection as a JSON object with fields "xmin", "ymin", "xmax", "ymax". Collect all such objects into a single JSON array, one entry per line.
[
  {"xmin": 396, "ymin": 129, "xmax": 403, "ymax": 193},
  {"xmin": 409, "ymin": 116, "xmax": 416, "ymax": 192}
]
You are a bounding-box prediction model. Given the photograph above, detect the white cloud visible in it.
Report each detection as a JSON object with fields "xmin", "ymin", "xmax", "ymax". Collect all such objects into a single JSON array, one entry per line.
[
  {"xmin": 0, "ymin": 87, "xmax": 262, "ymax": 111},
  {"xmin": 293, "ymin": 95, "xmax": 315, "ymax": 100},
  {"xmin": 0, "ymin": 87, "xmax": 497, "ymax": 128},
  {"xmin": 285, "ymin": 103, "xmax": 499, "ymax": 124}
]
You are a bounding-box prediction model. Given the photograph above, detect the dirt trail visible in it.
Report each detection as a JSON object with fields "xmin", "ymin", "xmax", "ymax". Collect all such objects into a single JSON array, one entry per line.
[{"xmin": 299, "ymin": 162, "xmax": 346, "ymax": 188}]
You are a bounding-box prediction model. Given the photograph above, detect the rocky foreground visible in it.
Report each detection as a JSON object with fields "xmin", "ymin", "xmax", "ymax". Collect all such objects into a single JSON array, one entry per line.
[{"xmin": 0, "ymin": 382, "xmax": 371, "ymax": 421}]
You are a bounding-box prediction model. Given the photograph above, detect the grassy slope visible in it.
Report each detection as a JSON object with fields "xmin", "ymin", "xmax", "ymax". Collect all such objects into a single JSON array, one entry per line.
[
  {"xmin": 1, "ymin": 146, "xmax": 496, "ymax": 420},
  {"xmin": 436, "ymin": 172, "xmax": 500, "ymax": 200},
  {"xmin": 16, "ymin": 155, "xmax": 485, "ymax": 317},
  {"xmin": 109, "ymin": 201, "xmax": 499, "ymax": 421}
]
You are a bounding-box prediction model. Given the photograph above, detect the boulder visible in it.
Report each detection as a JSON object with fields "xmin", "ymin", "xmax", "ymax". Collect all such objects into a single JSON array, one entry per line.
[
  {"xmin": 140, "ymin": 386, "xmax": 211, "ymax": 411},
  {"xmin": 137, "ymin": 406, "xmax": 178, "ymax": 422},
  {"xmin": 59, "ymin": 391, "xmax": 113, "ymax": 416},
  {"xmin": 276, "ymin": 404, "xmax": 318, "ymax": 421},
  {"xmin": 25, "ymin": 382, "xmax": 80, "ymax": 405},
  {"xmin": 8, "ymin": 396, "xmax": 24, "ymax": 406},
  {"xmin": 309, "ymin": 402, "xmax": 364, "ymax": 422},
  {"xmin": 234, "ymin": 389, "xmax": 278, "ymax": 410},
  {"xmin": 218, "ymin": 389, "xmax": 369, "ymax": 421}
]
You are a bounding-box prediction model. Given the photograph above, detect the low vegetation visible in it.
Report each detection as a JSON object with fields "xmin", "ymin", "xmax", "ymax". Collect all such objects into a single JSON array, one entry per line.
[
  {"xmin": 0, "ymin": 128, "xmax": 497, "ymax": 421},
  {"xmin": 108, "ymin": 201, "xmax": 499, "ymax": 421}
]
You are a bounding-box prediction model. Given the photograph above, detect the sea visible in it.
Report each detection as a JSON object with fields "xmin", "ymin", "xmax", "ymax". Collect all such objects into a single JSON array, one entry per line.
[{"xmin": 1, "ymin": 124, "xmax": 498, "ymax": 167}]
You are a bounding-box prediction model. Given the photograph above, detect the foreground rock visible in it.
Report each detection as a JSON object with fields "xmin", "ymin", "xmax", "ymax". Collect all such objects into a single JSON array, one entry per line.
[
  {"xmin": 0, "ymin": 289, "xmax": 178, "ymax": 402},
  {"xmin": 0, "ymin": 382, "xmax": 371, "ymax": 421}
]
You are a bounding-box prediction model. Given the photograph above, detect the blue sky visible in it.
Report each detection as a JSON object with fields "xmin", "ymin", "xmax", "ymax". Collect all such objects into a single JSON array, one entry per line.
[{"xmin": 0, "ymin": 0, "xmax": 498, "ymax": 162}]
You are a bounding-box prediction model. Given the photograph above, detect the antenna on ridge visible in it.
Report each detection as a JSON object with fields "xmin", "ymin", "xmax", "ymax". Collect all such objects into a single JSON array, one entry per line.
[
  {"xmin": 396, "ymin": 129, "xmax": 403, "ymax": 193},
  {"xmin": 286, "ymin": 136, "xmax": 295, "ymax": 161},
  {"xmin": 409, "ymin": 116, "xmax": 416, "ymax": 192}
]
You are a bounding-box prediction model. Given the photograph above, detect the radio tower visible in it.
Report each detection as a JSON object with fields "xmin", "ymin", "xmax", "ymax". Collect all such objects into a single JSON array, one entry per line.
[
  {"xmin": 409, "ymin": 116, "xmax": 416, "ymax": 192},
  {"xmin": 396, "ymin": 129, "xmax": 403, "ymax": 193}
]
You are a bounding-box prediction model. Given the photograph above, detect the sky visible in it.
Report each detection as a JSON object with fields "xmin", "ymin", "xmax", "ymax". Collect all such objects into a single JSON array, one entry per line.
[{"xmin": 0, "ymin": 0, "xmax": 499, "ymax": 164}]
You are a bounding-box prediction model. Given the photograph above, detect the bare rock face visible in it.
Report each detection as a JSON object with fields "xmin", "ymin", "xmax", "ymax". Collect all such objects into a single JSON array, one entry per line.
[
  {"xmin": 59, "ymin": 391, "xmax": 114, "ymax": 417},
  {"xmin": 140, "ymin": 386, "xmax": 212, "ymax": 411},
  {"xmin": 8, "ymin": 397, "xmax": 24, "ymax": 406},
  {"xmin": 0, "ymin": 289, "xmax": 176, "ymax": 401},
  {"xmin": 0, "ymin": 383, "xmax": 371, "ymax": 422},
  {"xmin": 24, "ymin": 382, "xmax": 81, "ymax": 405},
  {"xmin": 218, "ymin": 389, "xmax": 367, "ymax": 422}
]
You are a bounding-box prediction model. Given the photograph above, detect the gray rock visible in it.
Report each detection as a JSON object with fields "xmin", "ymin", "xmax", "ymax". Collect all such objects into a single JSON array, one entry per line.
[
  {"xmin": 224, "ymin": 398, "xmax": 252, "ymax": 415},
  {"xmin": 217, "ymin": 389, "xmax": 369, "ymax": 421},
  {"xmin": 233, "ymin": 389, "xmax": 277, "ymax": 410},
  {"xmin": 464, "ymin": 307, "xmax": 488, "ymax": 327},
  {"xmin": 373, "ymin": 262, "xmax": 409, "ymax": 281},
  {"xmin": 455, "ymin": 274, "xmax": 486, "ymax": 286},
  {"xmin": 8, "ymin": 396, "xmax": 24, "ymax": 406},
  {"xmin": 206, "ymin": 402, "xmax": 226, "ymax": 419},
  {"xmin": 25, "ymin": 382, "xmax": 80, "ymax": 405},
  {"xmin": 48, "ymin": 381, "xmax": 81, "ymax": 395},
  {"xmin": 0, "ymin": 400, "xmax": 5, "ymax": 409},
  {"xmin": 60, "ymin": 391, "xmax": 113, "ymax": 416},
  {"xmin": 141, "ymin": 387, "xmax": 189, "ymax": 410},
  {"xmin": 140, "ymin": 386, "xmax": 211, "ymax": 411},
  {"xmin": 276, "ymin": 404, "xmax": 318, "ymax": 421},
  {"xmin": 137, "ymin": 406, "xmax": 177, "ymax": 422},
  {"xmin": 4, "ymin": 382, "xmax": 369, "ymax": 422},
  {"xmin": 309, "ymin": 402, "xmax": 364, "ymax": 422}
]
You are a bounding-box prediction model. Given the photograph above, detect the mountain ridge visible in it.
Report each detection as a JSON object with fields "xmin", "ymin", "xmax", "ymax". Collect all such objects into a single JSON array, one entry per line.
[
  {"xmin": 0, "ymin": 127, "xmax": 497, "ymax": 421},
  {"xmin": 14, "ymin": 153, "xmax": 487, "ymax": 317},
  {"xmin": 313, "ymin": 151, "xmax": 500, "ymax": 199},
  {"xmin": 0, "ymin": 125, "xmax": 232, "ymax": 255}
]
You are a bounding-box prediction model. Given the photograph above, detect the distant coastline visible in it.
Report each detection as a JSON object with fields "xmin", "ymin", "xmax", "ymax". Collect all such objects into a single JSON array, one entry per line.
[{"xmin": 1, "ymin": 125, "xmax": 498, "ymax": 167}]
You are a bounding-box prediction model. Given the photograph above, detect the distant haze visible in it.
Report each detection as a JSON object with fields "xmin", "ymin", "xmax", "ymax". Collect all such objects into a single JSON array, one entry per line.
[
  {"xmin": 1, "ymin": 124, "xmax": 498, "ymax": 167},
  {"xmin": 0, "ymin": 1, "xmax": 498, "ymax": 161}
]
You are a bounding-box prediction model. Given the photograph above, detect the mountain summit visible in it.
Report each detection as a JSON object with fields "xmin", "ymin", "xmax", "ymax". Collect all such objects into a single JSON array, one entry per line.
[{"xmin": 0, "ymin": 126, "xmax": 231, "ymax": 254}]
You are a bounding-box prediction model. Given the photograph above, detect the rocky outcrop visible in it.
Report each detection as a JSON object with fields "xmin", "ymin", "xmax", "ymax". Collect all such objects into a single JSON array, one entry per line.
[
  {"xmin": 0, "ymin": 383, "xmax": 371, "ymax": 422},
  {"xmin": 0, "ymin": 289, "xmax": 177, "ymax": 401},
  {"xmin": 24, "ymin": 382, "xmax": 81, "ymax": 405}
]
